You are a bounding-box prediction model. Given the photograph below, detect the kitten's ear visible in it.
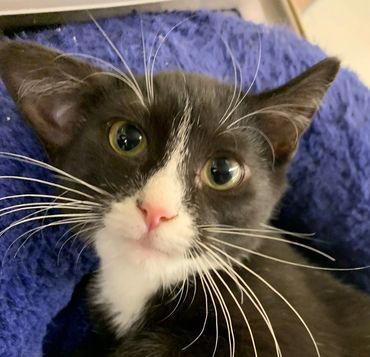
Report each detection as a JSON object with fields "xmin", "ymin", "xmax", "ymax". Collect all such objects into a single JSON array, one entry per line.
[
  {"xmin": 252, "ymin": 57, "xmax": 340, "ymax": 164},
  {"xmin": 0, "ymin": 40, "xmax": 105, "ymax": 151}
]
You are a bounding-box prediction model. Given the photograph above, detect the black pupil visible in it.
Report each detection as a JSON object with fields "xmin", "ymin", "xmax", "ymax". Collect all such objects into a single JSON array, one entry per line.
[
  {"xmin": 116, "ymin": 124, "xmax": 142, "ymax": 151},
  {"xmin": 210, "ymin": 158, "xmax": 234, "ymax": 185}
]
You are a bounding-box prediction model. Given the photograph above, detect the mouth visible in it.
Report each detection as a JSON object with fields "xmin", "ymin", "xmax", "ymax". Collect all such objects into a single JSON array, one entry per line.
[{"xmin": 131, "ymin": 233, "xmax": 173, "ymax": 257}]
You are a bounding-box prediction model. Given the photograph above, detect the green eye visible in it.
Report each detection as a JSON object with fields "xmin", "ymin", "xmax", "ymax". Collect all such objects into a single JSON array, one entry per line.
[
  {"xmin": 201, "ymin": 157, "xmax": 243, "ymax": 191},
  {"xmin": 109, "ymin": 121, "xmax": 147, "ymax": 157}
]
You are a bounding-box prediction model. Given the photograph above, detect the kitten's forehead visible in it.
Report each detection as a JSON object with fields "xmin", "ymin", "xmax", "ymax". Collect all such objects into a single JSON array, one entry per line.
[{"xmin": 147, "ymin": 72, "xmax": 243, "ymax": 131}]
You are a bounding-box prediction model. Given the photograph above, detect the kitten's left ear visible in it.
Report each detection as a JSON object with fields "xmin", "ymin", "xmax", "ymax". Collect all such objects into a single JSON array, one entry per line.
[
  {"xmin": 0, "ymin": 40, "xmax": 109, "ymax": 153},
  {"xmin": 251, "ymin": 57, "xmax": 340, "ymax": 164}
]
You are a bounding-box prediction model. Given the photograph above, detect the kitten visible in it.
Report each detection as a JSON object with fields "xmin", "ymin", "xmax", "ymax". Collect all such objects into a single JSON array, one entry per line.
[{"xmin": 1, "ymin": 40, "xmax": 370, "ymax": 357}]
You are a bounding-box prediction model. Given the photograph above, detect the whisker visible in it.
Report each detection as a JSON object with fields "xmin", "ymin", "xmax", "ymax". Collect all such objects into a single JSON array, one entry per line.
[
  {"xmin": 57, "ymin": 223, "xmax": 99, "ymax": 265},
  {"xmin": 2, "ymin": 218, "xmax": 96, "ymax": 264},
  {"xmin": 149, "ymin": 15, "xmax": 197, "ymax": 102},
  {"xmin": 55, "ymin": 221, "xmax": 86, "ymax": 248},
  {"xmin": 203, "ymin": 267, "xmax": 235, "ymax": 357},
  {"xmin": 199, "ymin": 223, "xmax": 315, "ymax": 240},
  {"xmin": 202, "ymin": 272, "xmax": 219, "ymax": 357},
  {"xmin": 0, "ymin": 213, "xmax": 100, "ymax": 239},
  {"xmin": 0, "ymin": 175, "xmax": 95, "ymax": 200},
  {"xmin": 200, "ymin": 242, "xmax": 258, "ymax": 357},
  {"xmin": 146, "ymin": 29, "xmax": 160, "ymax": 102},
  {"xmin": 220, "ymin": 125, "xmax": 276, "ymax": 167},
  {"xmin": 195, "ymin": 252, "xmax": 235, "ymax": 357},
  {"xmin": 222, "ymin": 32, "xmax": 262, "ymax": 125},
  {"xmin": 0, "ymin": 202, "xmax": 94, "ymax": 217},
  {"xmin": 0, "ymin": 193, "xmax": 99, "ymax": 207},
  {"xmin": 84, "ymin": 71, "xmax": 145, "ymax": 104},
  {"xmin": 161, "ymin": 276, "xmax": 188, "ymax": 322},
  {"xmin": 0, "ymin": 152, "xmax": 110, "ymax": 197},
  {"xmin": 75, "ymin": 236, "xmax": 95, "ymax": 265},
  {"xmin": 210, "ymin": 244, "xmax": 322, "ymax": 357},
  {"xmin": 139, "ymin": 14, "xmax": 151, "ymax": 104},
  {"xmin": 203, "ymin": 243, "xmax": 282, "ymax": 357},
  {"xmin": 218, "ymin": 37, "xmax": 243, "ymax": 127},
  {"xmin": 56, "ymin": 51, "xmax": 145, "ymax": 101},
  {"xmin": 188, "ymin": 252, "xmax": 198, "ymax": 309},
  {"xmin": 181, "ymin": 251, "xmax": 209, "ymax": 351},
  {"xmin": 226, "ymin": 104, "xmax": 309, "ymax": 131},
  {"xmin": 260, "ymin": 223, "xmax": 315, "ymax": 239},
  {"xmin": 204, "ymin": 231, "xmax": 334, "ymax": 261},
  {"xmin": 14, "ymin": 219, "xmax": 96, "ymax": 259},
  {"xmin": 87, "ymin": 12, "xmax": 146, "ymax": 108},
  {"xmin": 208, "ymin": 236, "xmax": 369, "ymax": 271}
]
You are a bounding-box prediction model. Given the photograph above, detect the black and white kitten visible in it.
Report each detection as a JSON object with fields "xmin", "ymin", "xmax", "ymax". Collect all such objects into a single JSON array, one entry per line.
[{"xmin": 1, "ymin": 40, "xmax": 370, "ymax": 357}]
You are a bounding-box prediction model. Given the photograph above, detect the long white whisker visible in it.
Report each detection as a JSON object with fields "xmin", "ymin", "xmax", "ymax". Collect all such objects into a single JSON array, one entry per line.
[
  {"xmin": 2, "ymin": 218, "xmax": 96, "ymax": 263},
  {"xmin": 222, "ymin": 33, "xmax": 262, "ymax": 125},
  {"xmin": 200, "ymin": 242, "xmax": 258, "ymax": 357},
  {"xmin": 218, "ymin": 38, "xmax": 242, "ymax": 127},
  {"xmin": 149, "ymin": 15, "xmax": 197, "ymax": 102},
  {"xmin": 146, "ymin": 29, "xmax": 160, "ymax": 102},
  {"xmin": 0, "ymin": 176, "xmax": 95, "ymax": 200},
  {"xmin": 14, "ymin": 219, "xmax": 96, "ymax": 258},
  {"xmin": 181, "ymin": 251, "xmax": 209, "ymax": 351},
  {"xmin": 204, "ymin": 269, "xmax": 235, "ymax": 357},
  {"xmin": 57, "ymin": 51, "xmax": 146, "ymax": 101},
  {"xmin": 57, "ymin": 223, "xmax": 99, "ymax": 264},
  {"xmin": 201, "ymin": 272, "xmax": 219, "ymax": 357},
  {"xmin": 0, "ymin": 202, "xmax": 94, "ymax": 217},
  {"xmin": 75, "ymin": 237, "xmax": 95, "ymax": 264},
  {"xmin": 203, "ymin": 243, "xmax": 281, "ymax": 357},
  {"xmin": 0, "ymin": 152, "xmax": 110, "ymax": 197},
  {"xmin": 0, "ymin": 193, "xmax": 99, "ymax": 206},
  {"xmin": 140, "ymin": 15, "xmax": 151, "ymax": 104},
  {"xmin": 55, "ymin": 221, "xmax": 86, "ymax": 248},
  {"xmin": 226, "ymin": 104, "xmax": 310, "ymax": 131},
  {"xmin": 87, "ymin": 12, "xmax": 146, "ymax": 108},
  {"xmin": 84, "ymin": 71, "xmax": 145, "ymax": 104},
  {"xmin": 221, "ymin": 125, "xmax": 276, "ymax": 167},
  {"xmin": 205, "ymin": 231, "xmax": 334, "ymax": 261},
  {"xmin": 199, "ymin": 223, "xmax": 315, "ymax": 240},
  {"xmin": 260, "ymin": 223, "xmax": 315, "ymax": 239},
  {"xmin": 206, "ymin": 229, "xmax": 335, "ymax": 262},
  {"xmin": 211, "ymin": 237, "xmax": 369, "ymax": 271},
  {"xmin": 211, "ymin": 244, "xmax": 321, "ymax": 357},
  {"xmin": 197, "ymin": 254, "xmax": 235, "ymax": 357},
  {"xmin": 0, "ymin": 213, "xmax": 100, "ymax": 239}
]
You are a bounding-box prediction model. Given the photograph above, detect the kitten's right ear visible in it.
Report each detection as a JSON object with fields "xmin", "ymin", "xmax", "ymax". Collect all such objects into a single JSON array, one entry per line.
[{"xmin": 0, "ymin": 40, "xmax": 106, "ymax": 152}]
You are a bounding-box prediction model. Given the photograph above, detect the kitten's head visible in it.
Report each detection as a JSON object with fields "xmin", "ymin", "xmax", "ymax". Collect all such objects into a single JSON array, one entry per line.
[{"xmin": 0, "ymin": 41, "xmax": 339, "ymax": 283}]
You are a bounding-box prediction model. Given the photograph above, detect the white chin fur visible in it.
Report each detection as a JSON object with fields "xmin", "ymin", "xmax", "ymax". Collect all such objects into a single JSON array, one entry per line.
[{"xmin": 92, "ymin": 197, "xmax": 214, "ymax": 336}]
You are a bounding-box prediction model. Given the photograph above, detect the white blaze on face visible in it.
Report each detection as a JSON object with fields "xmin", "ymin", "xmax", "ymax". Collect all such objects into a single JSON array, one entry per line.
[{"xmin": 92, "ymin": 109, "xmax": 215, "ymax": 335}]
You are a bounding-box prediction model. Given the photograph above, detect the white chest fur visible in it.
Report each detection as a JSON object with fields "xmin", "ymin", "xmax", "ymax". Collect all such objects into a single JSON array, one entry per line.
[{"xmin": 94, "ymin": 256, "xmax": 161, "ymax": 336}]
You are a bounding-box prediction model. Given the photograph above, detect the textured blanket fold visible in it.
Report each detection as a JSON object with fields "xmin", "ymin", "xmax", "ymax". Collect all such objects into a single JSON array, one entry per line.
[{"xmin": 0, "ymin": 10, "xmax": 369, "ymax": 357}]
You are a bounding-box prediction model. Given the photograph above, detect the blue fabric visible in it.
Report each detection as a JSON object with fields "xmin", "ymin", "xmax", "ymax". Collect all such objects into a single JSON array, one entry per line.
[{"xmin": 0, "ymin": 10, "xmax": 369, "ymax": 356}]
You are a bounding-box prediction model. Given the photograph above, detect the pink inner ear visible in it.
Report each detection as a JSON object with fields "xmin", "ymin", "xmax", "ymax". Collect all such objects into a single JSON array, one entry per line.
[
  {"xmin": 22, "ymin": 97, "xmax": 79, "ymax": 149},
  {"xmin": 54, "ymin": 103, "xmax": 76, "ymax": 126}
]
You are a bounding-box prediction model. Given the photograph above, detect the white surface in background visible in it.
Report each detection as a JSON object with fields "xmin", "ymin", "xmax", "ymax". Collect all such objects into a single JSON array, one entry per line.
[
  {"xmin": 302, "ymin": 0, "xmax": 370, "ymax": 86},
  {"xmin": 0, "ymin": 0, "xmax": 172, "ymax": 15}
]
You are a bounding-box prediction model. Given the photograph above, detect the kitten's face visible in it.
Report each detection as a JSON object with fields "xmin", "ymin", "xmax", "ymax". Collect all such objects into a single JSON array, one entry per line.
[
  {"xmin": 56, "ymin": 72, "xmax": 282, "ymax": 270},
  {"xmin": 0, "ymin": 41, "xmax": 339, "ymax": 281}
]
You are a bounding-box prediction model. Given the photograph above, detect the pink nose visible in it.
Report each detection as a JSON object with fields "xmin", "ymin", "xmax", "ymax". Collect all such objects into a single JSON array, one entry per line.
[{"xmin": 138, "ymin": 201, "xmax": 176, "ymax": 231}]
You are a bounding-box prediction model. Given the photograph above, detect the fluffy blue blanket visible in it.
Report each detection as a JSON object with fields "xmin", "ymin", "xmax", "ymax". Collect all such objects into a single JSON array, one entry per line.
[{"xmin": 0, "ymin": 10, "xmax": 369, "ymax": 357}]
